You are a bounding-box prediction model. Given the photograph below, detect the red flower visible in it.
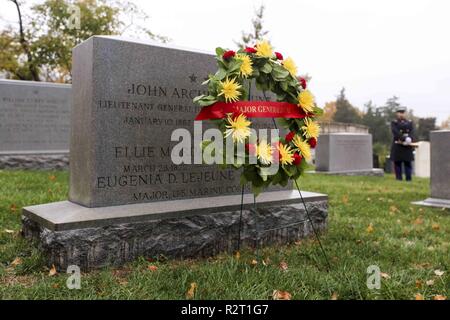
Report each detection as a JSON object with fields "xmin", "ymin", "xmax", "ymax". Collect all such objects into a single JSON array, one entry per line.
[
  {"xmin": 245, "ymin": 143, "xmax": 257, "ymax": 156},
  {"xmin": 293, "ymin": 152, "xmax": 303, "ymax": 165},
  {"xmin": 299, "ymin": 77, "xmax": 307, "ymax": 89},
  {"xmin": 309, "ymin": 138, "xmax": 317, "ymax": 148},
  {"xmin": 223, "ymin": 50, "xmax": 236, "ymax": 60},
  {"xmin": 285, "ymin": 131, "xmax": 295, "ymax": 143},
  {"xmin": 275, "ymin": 52, "xmax": 283, "ymax": 60},
  {"xmin": 244, "ymin": 47, "xmax": 257, "ymax": 54}
]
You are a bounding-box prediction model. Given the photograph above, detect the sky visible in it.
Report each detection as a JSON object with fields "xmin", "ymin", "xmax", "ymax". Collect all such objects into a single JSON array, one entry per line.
[{"xmin": 1, "ymin": 0, "xmax": 449, "ymax": 124}]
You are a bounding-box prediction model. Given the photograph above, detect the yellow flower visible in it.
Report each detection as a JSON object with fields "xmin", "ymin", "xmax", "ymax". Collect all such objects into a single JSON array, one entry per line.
[
  {"xmin": 225, "ymin": 113, "xmax": 252, "ymax": 143},
  {"xmin": 256, "ymin": 140, "xmax": 273, "ymax": 165},
  {"xmin": 282, "ymin": 57, "xmax": 298, "ymax": 77},
  {"xmin": 302, "ymin": 118, "xmax": 320, "ymax": 139},
  {"xmin": 298, "ymin": 90, "xmax": 315, "ymax": 113},
  {"xmin": 292, "ymin": 135, "xmax": 311, "ymax": 161},
  {"xmin": 255, "ymin": 40, "xmax": 273, "ymax": 58},
  {"xmin": 277, "ymin": 143, "xmax": 294, "ymax": 166},
  {"xmin": 236, "ymin": 54, "xmax": 253, "ymax": 78},
  {"xmin": 218, "ymin": 78, "xmax": 242, "ymax": 103}
]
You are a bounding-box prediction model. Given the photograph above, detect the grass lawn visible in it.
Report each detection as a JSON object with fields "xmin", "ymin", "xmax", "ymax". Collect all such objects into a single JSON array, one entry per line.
[{"xmin": 0, "ymin": 170, "xmax": 448, "ymax": 300}]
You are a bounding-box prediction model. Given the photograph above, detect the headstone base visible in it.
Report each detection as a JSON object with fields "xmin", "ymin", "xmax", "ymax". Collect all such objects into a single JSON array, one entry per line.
[
  {"xmin": 22, "ymin": 190, "xmax": 328, "ymax": 271},
  {"xmin": 308, "ymin": 168, "xmax": 384, "ymax": 177},
  {"xmin": 0, "ymin": 152, "xmax": 69, "ymax": 170},
  {"xmin": 412, "ymin": 198, "xmax": 450, "ymax": 209}
]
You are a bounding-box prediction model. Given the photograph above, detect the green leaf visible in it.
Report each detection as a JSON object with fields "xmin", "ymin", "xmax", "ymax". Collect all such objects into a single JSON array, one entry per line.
[
  {"xmin": 215, "ymin": 47, "xmax": 226, "ymax": 56},
  {"xmin": 261, "ymin": 63, "xmax": 272, "ymax": 74}
]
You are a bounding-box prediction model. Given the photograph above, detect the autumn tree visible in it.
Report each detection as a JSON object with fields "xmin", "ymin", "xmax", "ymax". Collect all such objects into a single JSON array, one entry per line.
[
  {"xmin": 1, "ymin": 0, "xmax": 167, "ymax": 82},
  {"xmin": 235, "ymin": 5, "xmax": 269, "ymax": 48},
  {"xmin": 441, "ymin": 116, "xmax": 450, "ymax": 129},
  {"xmin": 320, "ymin": 101, "xmax": 336, "ymax": 122},
  {"xmin": 333, "ymin": 88, "xmax": 362, "ymax": 124}
]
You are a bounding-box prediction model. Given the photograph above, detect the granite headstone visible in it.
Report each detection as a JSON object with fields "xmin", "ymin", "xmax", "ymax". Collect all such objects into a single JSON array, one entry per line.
[
  {"xmin": 315, "ymin": 133, "xmax": 383, "ymax": 176},
  {"xmin": 413, "ymin": 130, "xmax": 450, "ymax": 208},
  {"xmin": 22, "ymin": 36, "xmax": 328, "ymax": 270},
  {"xmin": 0, "ymin": 79, "xmax": 71, "ymax": 169},
  {"xmin": 414, "ymin": 141, "xmax": 430, "ymax": 178}
]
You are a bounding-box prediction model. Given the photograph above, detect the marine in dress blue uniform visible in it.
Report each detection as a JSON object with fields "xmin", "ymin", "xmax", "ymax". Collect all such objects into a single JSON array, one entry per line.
[{"xmin": 390, "ymin": 106, "xmax": 415, "ymax": 181}]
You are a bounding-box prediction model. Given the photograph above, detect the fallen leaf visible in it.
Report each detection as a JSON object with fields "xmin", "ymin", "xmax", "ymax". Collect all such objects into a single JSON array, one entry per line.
[
  {"xmin": 342, "ymin": 195, "xmax": 349, "ymax": 204},
  {"xmin": 415, "ymin": 293, "xmax": 425, "ymax": 300},
  {"xmin": 9, "ymin": 204, "xmax": 17, "ymax": 213},
  {"xmin": 366, "ymin": 223, "xmax": 374, "ymax": 234},
  {"xmin": 389, "ymin": 205, "xmax": 399, "ymax": 214},
  {"xmin": 234, "ymin": 251, "xmax": 240, "ymax": 260},
  {"xmin": 52, "ymin": 283, "xmax": 60, "ymax": 289},
  {"xmin": 380, "ymin": 272, "xmax": 391, "ymax": 279},
  {"xmin": 426, "ymin": 279, "xmax": 434, "ymax": 286},
  {"xmin": 262, "ymin": 257, "xmax": 270, "ymax": 266},
  {"xmin": 279, "ymin": 261, "xmax": 288, "ymax": 272},
  {"xmin": 186, "ymin": 282, "xmax": 197, "ymax": 299},
  {"xmin": 415, "ymin": 280, "xmax": 423, "ymax": 289},
  {"xmin": 11, "ymin": 257, "xmax": 22, "ymax": 267},
  {"xmin": 272, "ymin": 290, "xmax": 291, "ymax": 300},
  {"xmin": 48, "ymin": 265, "xmax": 57, "ymax": 276},
  {"xmin": 49, "ymin": 175, "xmax": 56, "ymax": 181},
  {"xmin": 431, "ymin": 223, "xmax": 440, "ymax": 231},
  {"xmin": 331, "ymin": 292, "xmax": 339, "ymax": 300},
  {"xmin": 250, "ymin": 259, "xmax": 258, "ymax": 266},
  {"xmin": 147, "ymin": 265, "xmax": 158, "ymax": 272},
  {"xmin": 413, "ymin": 217, "xmax": 424, "ymax": 225},
  {"xmin": 433, "ymin": 295, "xmax": 447, "ymax": 300},
  {"xmin": 434, "ymin": 269, "xmax": 445, "ymax": 277}
]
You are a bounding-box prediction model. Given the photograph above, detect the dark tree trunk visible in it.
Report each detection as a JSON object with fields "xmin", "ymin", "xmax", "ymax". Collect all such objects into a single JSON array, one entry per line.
[{"xmin": 11, "ymin": 0, "xmax": 40, "ymax": 81}]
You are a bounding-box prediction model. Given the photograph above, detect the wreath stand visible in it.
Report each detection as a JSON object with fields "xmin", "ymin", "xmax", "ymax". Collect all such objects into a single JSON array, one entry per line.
[{"xmin": 234, "ymin": 90, "xmax": 331, "ymax": 271}]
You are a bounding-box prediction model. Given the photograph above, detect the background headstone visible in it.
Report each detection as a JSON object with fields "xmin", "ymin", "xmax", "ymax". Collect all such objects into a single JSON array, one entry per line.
[
  {"xmin": 315, "ymin": 133, "xmax": 383, "ymax": 176},
  {"xmin": 414, "ymin": 141, "xmax": 430, "ymax": 178},
  {"xmin": 0, "ymin": 79, "xmax": 71, "ymax": 169},
  {"xmin": 412, "ymin": 130, "xmax": 450, "ymax": 208},
  {"xmin": 430, "ymin": 131, "xmax": 450, "ymax": 200}
]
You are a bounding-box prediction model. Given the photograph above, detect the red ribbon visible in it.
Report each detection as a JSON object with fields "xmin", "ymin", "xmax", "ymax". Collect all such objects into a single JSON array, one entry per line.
[{"xmin": 195, "ymin": 101, "xmax": 307, "ymax": 120}]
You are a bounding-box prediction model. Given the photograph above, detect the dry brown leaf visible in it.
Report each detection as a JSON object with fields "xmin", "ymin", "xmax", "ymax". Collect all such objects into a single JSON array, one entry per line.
[
  {"xmin": 342, "ymin": 195, "xmax": 349, "ymax": 204},
  {"xmin": 366, "ymin": 223, "xmax": 374, "ymax": 234},
  {"xmin": 186, "ymin": 282, "xmax": 197, "ymax": 299},
  {"xmin": 415, "ymin": 280, "xmax": 423, "ymax": 289},
  {"xmin": 431, "ymin": 223, "xmax": 440, "ymax": 231},
  {"xmin": 49, "ymin": 175, "xmax": 56, "ymax": 181},
  {"xmin": 426, "ymin": 279, "xmax": 434, "ymax": 286},
  {"xmin": 11, "ymin": 257, "xmax": 22, "ymax": 267},
  {"xmin": 272, "ymin": 290, "xmax": 291, "ymax": 300},
  {"xmin": 147, "ymin": 265, "xmax": 158, "ymax": 272},
  {"xmin": 434, "ymin": 269, "xmax": 444, "ymax": 277},
  {"xmin": 48, "ymin": 265, "xmax": 57, "ymax": 276},
  {"xmin": 279, "ymin": 261, "xmax": 288, "ymax": 272},
  {"xmin": 52, "ymin": 283, "xmax": 60, "ymax": 289},
  {"xmin": 413, "ymin": 217, "xmax": 424, "ymax": 225},
  {"xmin": 234, "ymin": 251, "xmax": 240, "ymax": 260},
  {"xmin": 9, "ymin": 204, "xmax": 17, "ymax": 213},
  {"xmin": 380, "ymin": 272, "xmax": 390, "ymax": 279},
  {"xmin": 433, "ymin": 295, "xmax": 447, "ymax": 300},
  {"xmin": 250, "ymin": 259, "xmax": 258, "ymax": 266},
  {"xmin": 389, "ymin": 205, "xmax": 399, "ymax": 214},
  {"xmin": 331, "ymin": 292, "xmax": 339, "ymax": 300},
  {"xmin": 415, "ymin": 293, "xmax": 425, "ymax": 300}
]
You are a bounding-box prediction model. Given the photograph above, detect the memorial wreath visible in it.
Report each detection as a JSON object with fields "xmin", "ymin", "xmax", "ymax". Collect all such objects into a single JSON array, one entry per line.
[{"xmin": 194, "ymin": 40, "xmax": 323, "ymax": 195}]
